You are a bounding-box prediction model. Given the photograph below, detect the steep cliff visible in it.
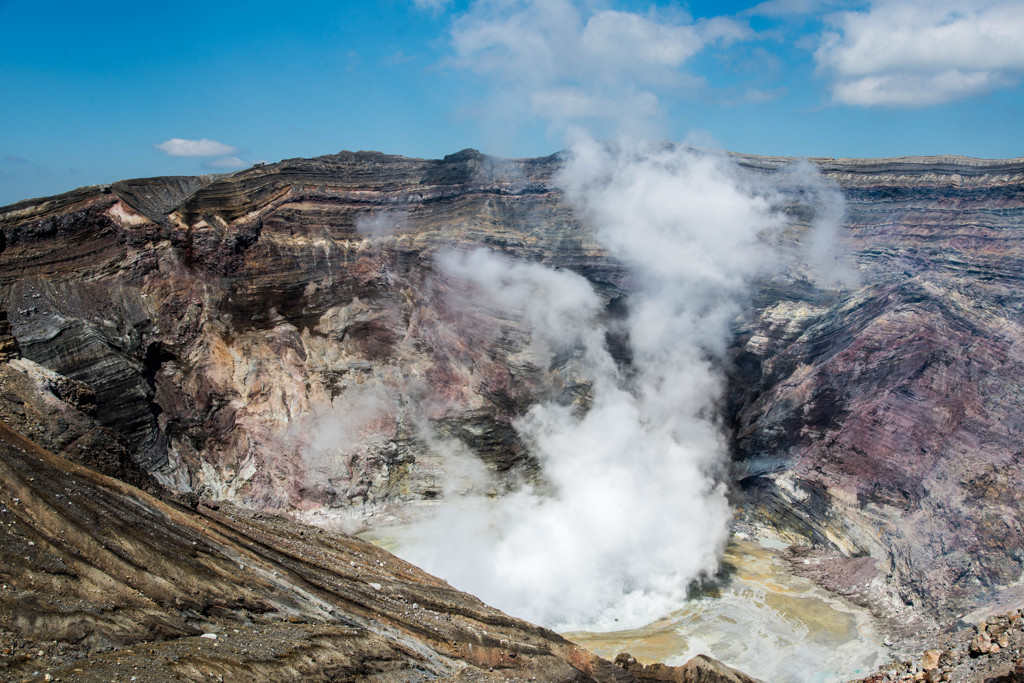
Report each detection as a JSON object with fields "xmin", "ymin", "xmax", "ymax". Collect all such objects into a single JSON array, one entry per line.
[
  {"xmin": 729, "ymin": 155, "xmax": 1024, "ymax": 622},
  {"xmin": 2, "ymin": 149, "xmax": 1023, "ymax": 631}
]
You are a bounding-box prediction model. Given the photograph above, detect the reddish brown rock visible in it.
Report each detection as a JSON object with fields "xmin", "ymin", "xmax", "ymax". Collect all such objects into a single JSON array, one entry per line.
[
  {"xmin": 0, "ymin": 310, "xmax": 17, "ymax": 361},
  {"xmin": 614, "ymin": 653, "xmax": 761, "ymax": 683}
]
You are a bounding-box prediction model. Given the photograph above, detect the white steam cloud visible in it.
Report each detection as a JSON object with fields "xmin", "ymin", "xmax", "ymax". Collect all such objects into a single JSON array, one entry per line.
[
  {"xmin": 775, "ymin": 159, "xmax": 859, "ymax": 288},
  {"xmin": 397, "ymin": 138, "xmax": 800, "ymax": 630},
  {"xmin": 355, "ymin": 211, "xmax": 409, "ymax": 237}
]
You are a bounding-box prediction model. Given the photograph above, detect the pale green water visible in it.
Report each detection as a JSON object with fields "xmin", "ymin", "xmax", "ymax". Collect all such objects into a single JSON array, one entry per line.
[
  {"xmin": 564, "ymin": 539, "xmax": 887, "ymax": 682},
  {"xmin": 358, "ymin": 525, "xmax": 887, "ymax": 683}
]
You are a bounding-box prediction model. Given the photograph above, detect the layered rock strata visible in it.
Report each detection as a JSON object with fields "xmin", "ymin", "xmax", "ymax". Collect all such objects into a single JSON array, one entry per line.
[
  {"xmin": 0, "ymin": 414, "xmax": 750, "ymax": 682},
  {"xmin": 729, "ymin": 155, "xmax": 1024, "ymax": 622},
  {"xmin": 1, "ymin": 149, "xmax": 1023, "ymax": 630},
  {"xmin": 0, "ymin": 151, "xmax": 612, "ymax": 512}
]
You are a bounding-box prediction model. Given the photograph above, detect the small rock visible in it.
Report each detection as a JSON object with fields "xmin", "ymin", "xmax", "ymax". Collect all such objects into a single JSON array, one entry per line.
[
  {"xmin": 200, "ymin": 633, "xmax": 217, "ymax": 640},
  {"xmin": 921, "ymin": 649, "xmax": 942, "ymax": 671},
  {"xmin": 970, "ymin": 632, "xmax": 992, "ymax": 657},
  {"xmin": 613, "ymin": 653, "xmax": 642, "ymax": 673}
]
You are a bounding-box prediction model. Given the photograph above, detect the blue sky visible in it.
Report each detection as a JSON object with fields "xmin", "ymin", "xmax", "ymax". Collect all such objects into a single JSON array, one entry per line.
[{"xmin": 1, "ymin": 0, "xmax": 1022, "ymax": 205}]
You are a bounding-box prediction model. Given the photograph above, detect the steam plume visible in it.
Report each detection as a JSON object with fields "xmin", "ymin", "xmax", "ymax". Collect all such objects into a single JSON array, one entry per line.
[{"xmin": 398, "ymin": 138, "xmax": 793, "ymax": 630}]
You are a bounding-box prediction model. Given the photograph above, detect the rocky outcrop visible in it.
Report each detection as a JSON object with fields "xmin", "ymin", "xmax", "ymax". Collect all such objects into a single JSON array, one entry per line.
[
  {"xmin": 728, "ymin": 155, "xmax": 1024, "ymax": 621},
  {"xmin": 857, "ymin": 610, "xmax": 1024, "ymax": 682},
  {"xmin": 0, "ymin": 356, "xmax": 157, "ymax": 491},
  {"xmin": 0, "ymin": 151, "xmax": 613, "ymax": 509},
  {"xmin": 2, "ymin": 149, "xmax": 1024, "ymax": 631},
  {"xmin": 0, "ymin": 310, "xmax": 17, "ymax": 361},
  {"xmin": 614, "ymin": 652, "xmax": 762, "ymax": 682}
]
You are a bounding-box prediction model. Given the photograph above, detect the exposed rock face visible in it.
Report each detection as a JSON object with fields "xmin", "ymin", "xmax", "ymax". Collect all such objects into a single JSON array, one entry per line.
[
  {"xmin": 729, "ymin": 155, "xmax": 1024, "ymax": 621},
  {"xmin": 0, "ymin": 310, "xmax": 18, "ymax": 361},
  {"xmin": 857, "ymin": 609, "xmax": 1024, "ymax": 682},
  {"xmin": 2, "ymin": 149, "xmax": 1023, "ymax": 631},
  {"xmin": 0, "ymin": 154, "xmax": 602, "ymax": 509},
  {"xmin": 1, "ymin": 151, "xmax": 613, "ymax": 512},
  {"xmin": 614, "ymin": 652, "xmax": 761, "ymax": 682},
  {"xmin": 0, "ymin": 411, "xmax": 749, "ymax": 681},
  {"xmin": 0, "ymin": 357, "xmax": 156, "ymax": 491}
]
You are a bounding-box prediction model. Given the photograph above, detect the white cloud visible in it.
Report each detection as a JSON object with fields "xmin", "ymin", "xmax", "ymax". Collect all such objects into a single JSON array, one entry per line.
[
  {"xmin": 719, "ymin": 86, "xmax": 788, "ymax": 106},
  {"xmin": 831, "ymin": 70, "xmax": 1007, "ymax": 107},
  {"xmin": 204, "ymin": 155, "xmax": 248, "ymax": 169},
  {"xmin": 816, "ymin": 0, "xmax": 1024, "ymax": 106},
  {"xmin": 383, "ymin": 50, "xmax": 417, "ymax": 66},
  {"xmin": 153, "ymin": 138, "xmax": 240, "ymax": 157},
  {"xmin": 448, "ymin": 0, "xmax": 749, "ymax": 136}
]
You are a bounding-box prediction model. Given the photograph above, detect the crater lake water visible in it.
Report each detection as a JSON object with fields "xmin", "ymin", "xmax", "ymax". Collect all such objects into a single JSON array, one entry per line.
[{"xmin": 352, "ymin": 519, "xmax": 888, "ymax": 683}]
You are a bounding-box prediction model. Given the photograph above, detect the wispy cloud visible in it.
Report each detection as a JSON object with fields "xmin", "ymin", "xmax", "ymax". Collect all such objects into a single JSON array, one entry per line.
[
  {"xmin": 412, "ymin": 0, "xmax": 451, "ymax": 11},
  {"xmin": 744, "ymin": 0, "xmax": 845, "ymax": 18},
  {"xmin": 816, "ymin": 0, "xmax": 1024, "ymax": 106},
  {"xmin": 447, "ymin": 0, "xmax": 750, "ymax": 138},
  {"xmin": 384, "ymin": 50, "xmax": 418, "ymax": 66},
  {"xmin": 721, "ymin": 87, "xmax": 788, "ymax": 106},
  {"xmin": 153, "ymin": 138, "xmax": 240, "ymax": 157},
  {"xmin": 204, "ymin": 155, "xmax": 248, "ymax": 169}
]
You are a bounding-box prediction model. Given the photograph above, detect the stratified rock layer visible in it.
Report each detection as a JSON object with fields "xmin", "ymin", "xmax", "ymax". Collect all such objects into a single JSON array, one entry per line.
[
  {"xmin": 0, "ymin": 412, "xmax": 752, "ymax": 681},
  {"xmin": 729, "ymin": 155, "xmax": 1024, "ymax": 621},
  {"xmin": 2, "ymin": 149, "xmax": 1023, "ymax": 629}
]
